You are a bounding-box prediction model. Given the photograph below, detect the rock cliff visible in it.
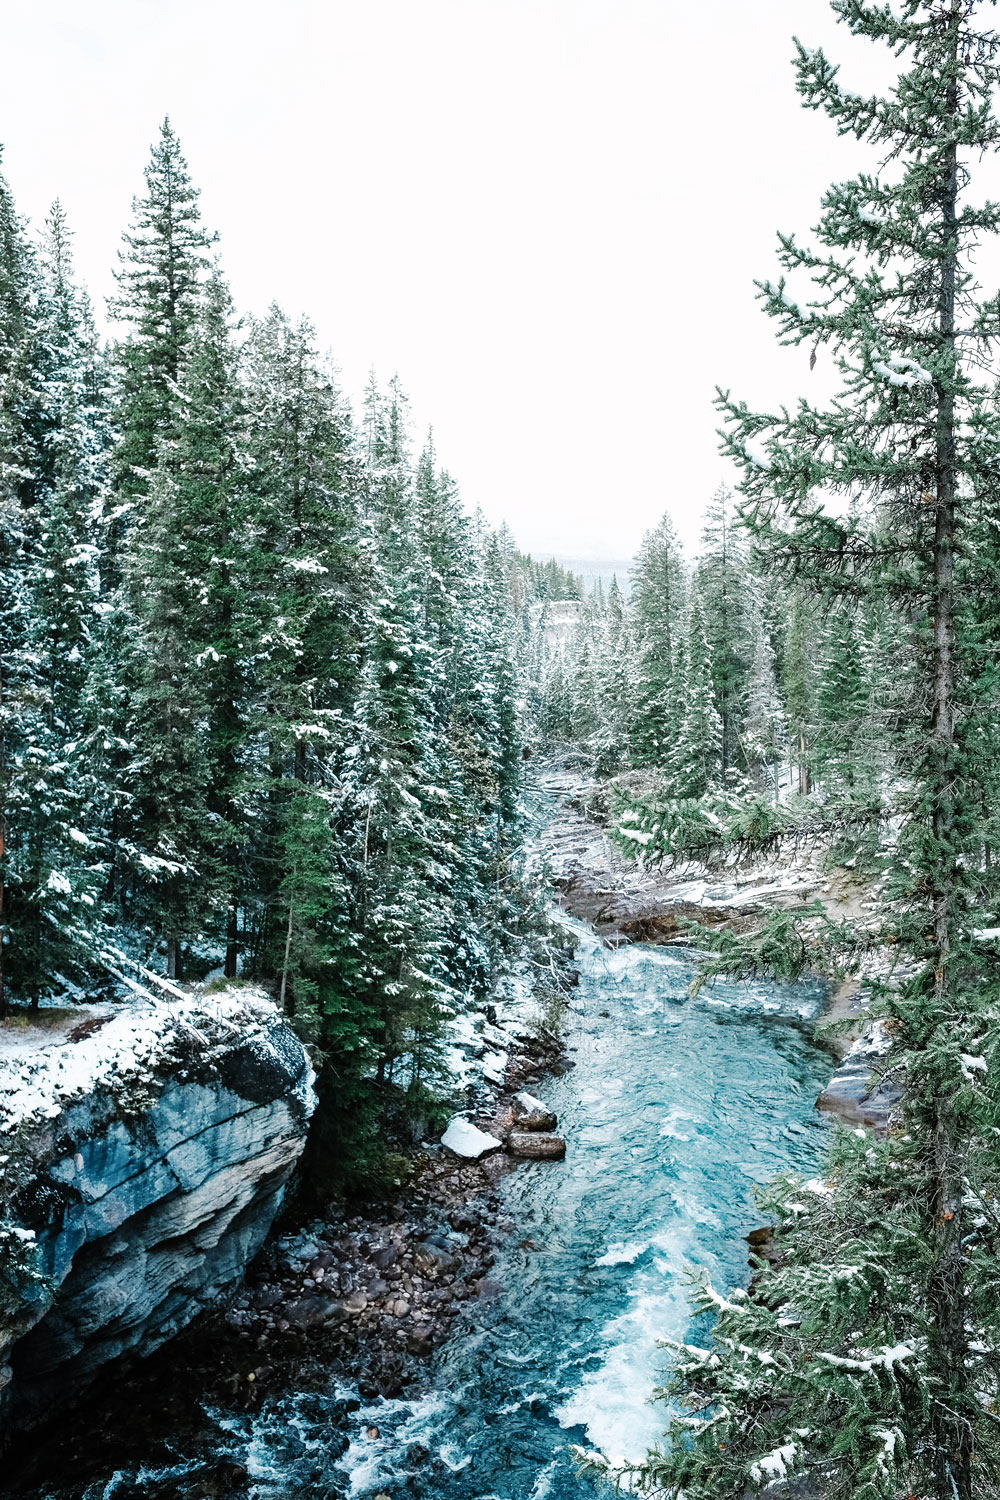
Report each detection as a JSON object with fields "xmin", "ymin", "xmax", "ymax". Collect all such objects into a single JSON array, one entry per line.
[{"xmin": 0, "ymin": 986, "xmax": 315, "ymax": 1436}]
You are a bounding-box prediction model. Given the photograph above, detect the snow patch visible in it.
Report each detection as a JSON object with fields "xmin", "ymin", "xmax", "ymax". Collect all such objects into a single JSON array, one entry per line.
[
  {"xmin": 750, "ymin": 1442, "xmax": 799, "ymax": 1485},
  {"xmin": 0, "ymin": 986, "xmax": 281, "ymax": 1131},
  {"xmin": 872, "ymin": 356, "xmax": 932, "ymax": 388}
]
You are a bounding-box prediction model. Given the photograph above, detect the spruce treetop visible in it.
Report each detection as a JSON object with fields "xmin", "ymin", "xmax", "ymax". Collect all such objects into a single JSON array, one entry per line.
[{"xmin": 112, "ymin": 119, "xmax": 216, "ymax": 361}]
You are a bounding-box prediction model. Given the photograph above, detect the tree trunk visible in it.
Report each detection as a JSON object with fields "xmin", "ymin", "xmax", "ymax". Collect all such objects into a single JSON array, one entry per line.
[
  {"xmin": 166, "ymin": 934, "xmax": 180, "ymax": 982},
  {"xmin": 0, "ymin": 812, "xmax": 7, "ymax": 1021},
  {"xmin": 927, "ymin": 26, "xmax": 972, "ymax": 1495},
  {"xmin": 278, "ymin": 902, "xmax": 294, "ymax": 1011},
  {"xmin": 224, "ymin": 902, "xmax": 238, "ymax": 979}
]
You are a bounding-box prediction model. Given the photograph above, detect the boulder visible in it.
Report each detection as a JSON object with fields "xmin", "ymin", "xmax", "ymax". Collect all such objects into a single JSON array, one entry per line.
[
  {"xmin": 0, "ymin": 991, "xmax": 315, "ymax": 1436},
  {"xmin": 440, "ymin": 1116, "xmax": 502, "ymax": 1159},
  {"xmin": 406, "ymin": 1323, "xmax": 435, "ymax": 1357},
  {"xmin": 413, "ymin": 1243, "xmax": 457, "ymax": 1275},
  {"xmin": 285, "ymin": 1294, "xmax": 341, "ymax": 1328},
  {"xmin": 507, "ymin": 1132, "xmax": 566, "ymax": 1160},
  {"xmin": 510, "ymin": 1091, "xmax": 557, "ymax": 1132}
]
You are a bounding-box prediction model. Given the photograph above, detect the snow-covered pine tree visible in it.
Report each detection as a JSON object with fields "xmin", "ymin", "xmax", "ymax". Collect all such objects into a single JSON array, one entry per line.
[
  {"xmin": 629, "ymin": 511, "xmax": 686, "ymax": 766},
  {"xmin": 104, "ymin": 121, "xmax": 215, "ymax": 922},
  {"xmin": 593, "ymin": 574, "xmax": 634, "ymax": 776},
  {"xmin": 14, "ymin": 204, "xmax": 110, "ymax": 999},
  {"xmin": 0, "ymin": 175, "xmax": 112, "ymax": 1008},
  {"xmin": 109, "ymin": 119, "xmax": 215, "ymax": 550},
  {"xmin": 695, "ymin": 485, "xmax": 754, "ymax": 778},
  {"xmin": 667, "ymin": 589, "xmax": 723, "ymax": 800},
  {"xmin": 778, "ymin": 582, "xmax": 819, "ymax": 795},
  {"xmin": 122, "ymin": 459, "xmax": 216, "ymax": 979},
  {"xmin": 413, "ymin": 443, "xmax": 524, "ymax": 998},
  {"xmin": 634, "ymin": 5, "xmax": 1000, "ymax": 1498},
  {"xmin": 352, "ymin": 373, "xmax": 453, "ymax": 1095},
  {"xmin": 118, "ymin": 271, "xmax": 255, "ymax": 980},
  {"xmin": 813, "ymin": 598, "xmax": 871, "ymax": 792},
  {"xmin": 742, "ymin": 604, "xmax": 787, "ymax": 799},
  {"xmin": 0, "ymin": 155, "xmax": 41, "ymax": 1014},
  {"xmin": 242, "ymin": 307, "xmax": 363, "ymax": 1007},
  {"xmin": 570, "ymin": 628, "xmax": 600, "ymax": 742},
  {"xmin": 162, "ymin": 268, "xmax": 250, "ymax": 977},
  {"xmin": 539, "ymin": 647, "xmax": 573, "ymax": 742}
]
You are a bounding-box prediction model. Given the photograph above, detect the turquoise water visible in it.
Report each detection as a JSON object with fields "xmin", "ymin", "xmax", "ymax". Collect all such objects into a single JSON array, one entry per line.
[{"xmin": 49, "ymin": 918, "xmax": 830, "ymax": 1500}]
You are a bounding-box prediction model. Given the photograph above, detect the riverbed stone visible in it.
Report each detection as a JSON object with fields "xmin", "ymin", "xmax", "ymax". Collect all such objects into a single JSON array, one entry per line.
[
  {"xmin": 510, "ymin": 1092, "xmax": 558, "ymax": 1132},
  {"xmin": 507, "ymin": 1132, "xmax": 567, "ymax": 1160}
]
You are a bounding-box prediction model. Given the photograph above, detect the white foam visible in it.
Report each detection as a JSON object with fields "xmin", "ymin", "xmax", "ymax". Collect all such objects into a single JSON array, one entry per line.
[
  {"xmin": 335, "ymin": 1392, "xmax": 452, "ymax": 1496},
  {"xmin": 658, "ymin": 1105, "xmax": 696, "ymax": 1141},
  {"xmin": 595, "ymin": 1239, "xmax": 650, "ymax": 1267},
  {"xmin": 439, "ymin": 1443, "xmax": 472, "ymax": 1472}
]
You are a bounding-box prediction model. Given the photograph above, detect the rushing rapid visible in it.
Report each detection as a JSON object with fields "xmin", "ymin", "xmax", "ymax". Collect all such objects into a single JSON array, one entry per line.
[{"xmin": 28, "ymin": 918, "xmax": 831, "ymax": 1500}]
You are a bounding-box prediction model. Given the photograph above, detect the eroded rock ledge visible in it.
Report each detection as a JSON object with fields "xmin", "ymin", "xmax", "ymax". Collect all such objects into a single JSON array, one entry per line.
[{"xmin": 0, "ymin": 987, "xmax": 315, "ymax": 1436}]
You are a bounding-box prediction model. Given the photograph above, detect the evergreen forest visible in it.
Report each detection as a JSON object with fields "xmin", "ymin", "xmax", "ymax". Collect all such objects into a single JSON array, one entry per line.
[
  {"xmin": 0, "ymin": 123, "xmax": 573, "ymax": 1188},
  {"xmin": 9, "ymin": 4, "xmax": 1000, "ymax": 1500}
]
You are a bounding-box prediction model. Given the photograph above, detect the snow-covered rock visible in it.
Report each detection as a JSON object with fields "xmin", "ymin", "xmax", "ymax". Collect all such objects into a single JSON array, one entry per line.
[
  {"xmin": 440, "ymin": 1116, "xmax": 502, "ymax": 1158},
  {"xmin": 0, "ymin": 987, "xmax": 315, "ymax": 1432},
  {"xmin": 816, "ymin": 1021, "xmax": 899, "ymax": 1130},
  {"xmin": 511, "ymin": 1091, "xmax": 558, "ymax": 1132}
]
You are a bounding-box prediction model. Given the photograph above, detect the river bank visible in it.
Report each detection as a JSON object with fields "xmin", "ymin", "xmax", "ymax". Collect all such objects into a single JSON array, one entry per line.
[
  {"xmin": 4, "ymin": 761, "xmax": 861, "ymax": 1498},
  {"xmin": 539, "ymin": 756, "xmax": 900, "ymax": 1131}
]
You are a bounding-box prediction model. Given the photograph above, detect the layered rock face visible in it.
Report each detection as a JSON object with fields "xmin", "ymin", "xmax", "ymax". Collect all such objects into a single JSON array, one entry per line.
[{"xmin": 0, "ymin": 989, "xmax": 315, "ymax": 1434}]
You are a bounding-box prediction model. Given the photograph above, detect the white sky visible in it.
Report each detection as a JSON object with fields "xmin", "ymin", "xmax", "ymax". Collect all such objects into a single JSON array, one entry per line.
[{"xmin": 0, "ymin": 0, "xmax": 947, "ymax": 561}]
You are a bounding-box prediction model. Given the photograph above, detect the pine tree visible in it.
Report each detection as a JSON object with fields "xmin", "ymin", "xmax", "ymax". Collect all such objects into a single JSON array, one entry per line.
[
  {"xmin": 814, "ymin": 600, "xmax": 870, "ymax": 791},
  {"xmin": 352, "ymin": 374, "xmax": 452, "ymax": 1092},
  {"xmin": 636, "ymin": 6, "xmax": 1000, "ymax": 1498},
  {"xmin": 123, "ymin": 459, "xmax": 217, "ymax": 979},
  {"xmin": 742, "ymin": 605, "xmax": 787, "ymax": 799},
  {"xmin": 16, "ymin": 204, "xmax": 109, "ymax": 998},
  {"xmin": 593, "ymin": 574, "xmax": 634, "ymax": 775},
  {"xmin": 779, "ymin": 583, "xmax": 819, "ymax": 795},
  {"xmin": 109, "ymin": 119, "xmax": 215, "ymax": 536},
  {"xmin": 103, "ymin": 121, "xmax": 216, "ymax": 921},
  {"xmin": 668, "ymin": 589, "xmax": 722, "ymax": 799},
  {"xmin": 0, "ymin": 148, "xmax": 36, "ymax": 1017},
  {"xmin": 0, "ymin": 179, "xmax": 108, "ymax": 1008},
  {"xmin": 167, "ymin": 268, "xmax": 249, "ymax": 976},
  {"xmin": 630, "ymin": 511, "xmax": 686, "ymax": 766},
  {"xmin": 242, "ymin": 307, "xmax": 362, "ymax": 999},
  {"xmin": 696, "ymin": 485, "xmax": 754, "ymax": 777}
]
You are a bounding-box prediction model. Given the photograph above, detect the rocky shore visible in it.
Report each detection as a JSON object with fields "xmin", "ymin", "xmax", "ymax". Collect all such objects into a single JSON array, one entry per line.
[
  {"xmin": 212, "ymin": 1025, "xmax": 571, "ymax": 1405},
  {"xmin": 4, "ymin": 988, "xmax": 573, "ymax": 1497}
]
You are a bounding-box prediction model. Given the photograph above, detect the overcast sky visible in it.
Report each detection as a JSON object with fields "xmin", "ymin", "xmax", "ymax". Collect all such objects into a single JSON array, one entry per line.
[{"xmin": 2, "ymin": 1, "xmax": 916, "ymax": 561}]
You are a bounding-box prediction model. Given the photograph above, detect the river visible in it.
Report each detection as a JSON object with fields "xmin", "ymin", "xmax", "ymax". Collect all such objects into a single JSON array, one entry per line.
[{"xmin": 19, "ymin": 911, "xmax": 831, "ymax": 1500}]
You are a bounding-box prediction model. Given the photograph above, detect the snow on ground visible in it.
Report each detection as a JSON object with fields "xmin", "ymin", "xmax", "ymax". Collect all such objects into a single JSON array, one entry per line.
[
  {"xmin": 0, "ymin": 986, "xmax": 283, "ymax": 1131},
  {"xmin": 440, "ymin": 964, "xmax": 546, "ymax": 1095}
]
